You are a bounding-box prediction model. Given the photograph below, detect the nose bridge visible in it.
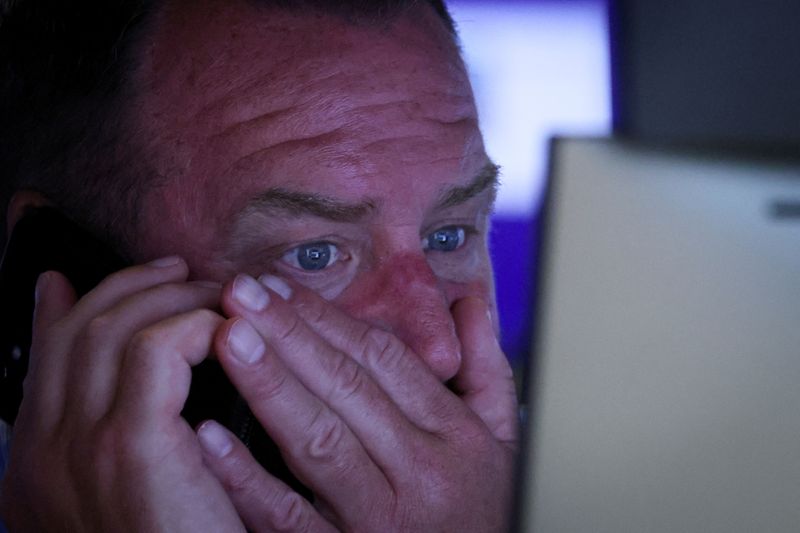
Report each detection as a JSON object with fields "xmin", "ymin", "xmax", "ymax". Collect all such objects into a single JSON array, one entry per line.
[{"xmin": 356, "ymin": 253, "xmax": 462, "ymax": 381}]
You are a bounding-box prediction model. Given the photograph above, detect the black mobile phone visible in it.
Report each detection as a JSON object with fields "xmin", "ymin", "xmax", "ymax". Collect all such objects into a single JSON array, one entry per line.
[{"xmin": 0, "ymin": 207, "xmax": 309, "ymax": 498}]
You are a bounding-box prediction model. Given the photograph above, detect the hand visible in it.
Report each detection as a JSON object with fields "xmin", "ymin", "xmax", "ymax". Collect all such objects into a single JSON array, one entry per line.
[
  {"xmin": 196, "ymin": 274, "xmax": 519, "ymax": 532},
  {"xmin": 0, "ymin": 258, "xmax": 245, "ymax": 532}
]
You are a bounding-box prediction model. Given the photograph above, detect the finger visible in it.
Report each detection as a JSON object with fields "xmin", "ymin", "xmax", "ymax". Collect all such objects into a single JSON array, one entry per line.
[
  {"xmin": 111, "ymin": 307, "xmax": 225, "ymax": 430},
  {"xmin": 197, "ymin": 420, "xmax": 338, "ymax": 533},
  {"xmin": 62, "ymin": 256, "xmax": 190, "ymax": 331},
  {"xmin": 221, "ymin": 275, "xmax": 424, "ymax": 457},
  {"xmin": 214, "ymin": 314, "xmax": 392, "ymax": 520},
  {"xmin": 25, "ymin": 257, "xmax": 190, "ymax": 419},
  {"xmin": 20, "ymin": 271, "xmax": 78, "ymax": 427},
  {"xmin": 63, "ymin": 282, "xmax": 221, "ymax": 420},
  {"xmin": 451, "ymin": 297, "xmax": 519, "ymax": 445},
  {"xmin": 255, "ymin": 274, "xmax": 467, "ymax": 435},
  {"xmin": 28, "ymin": 271, "xmax": 78, "ymax": 373}
]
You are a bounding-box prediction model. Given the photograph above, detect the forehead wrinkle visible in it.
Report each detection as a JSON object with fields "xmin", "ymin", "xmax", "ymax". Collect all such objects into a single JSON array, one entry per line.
[
  {"xmin": 191, "ymin": 42, "xmax": 473, "ymax": 134},
  {"xmin": 213, "ymin": 92, "xmax": 474, "ymax": 152},
  {"xmin": 209, "ymin": 104, "xmax": 295, "ymax": 143},
  {"xmin": 206, "ymin": 68, "xmax": 348, "ymax": 129},
  {"xmin": 225, "ymin": 127, "xmax": 351, "ymax": 179},
  {"xmin": 224, "ymin": 109, "xmax": 474, "ymax": 177},
  {"xmin": 437, "ymin": 162, "xmax": 500, "ymax": 209},
  {"xmin": 208, "ymin": 98, "xmax": 366, "ymax": 162}
]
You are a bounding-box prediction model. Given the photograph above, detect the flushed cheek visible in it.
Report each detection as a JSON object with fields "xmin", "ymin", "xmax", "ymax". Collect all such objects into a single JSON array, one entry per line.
[
  {"xmin": 334, "ymin": 264, "xmax": 493, "ymax": 334},
  {"xmin": 332, "ymin": 261, "xmax": 464, "ymax": 380},
  {"xmin": 330, "ymin": 253, "xmax": 451, "ymax": 332},
  {"xmin": 427, "ymin": 248, "xmax": 484, "ymax": 285}
]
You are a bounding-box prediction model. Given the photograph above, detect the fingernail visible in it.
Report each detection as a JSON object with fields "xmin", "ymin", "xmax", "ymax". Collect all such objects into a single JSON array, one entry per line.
[
  {"xmin": 258, "ymin": 274, "xmax": 292, "ymax": 300},
  {"xmin": 228, "ymin": 319, "xmax": 265, "ymax": 364},
  {"xmin": 232, "ymin": 274, "xmax": 269, "ymax": 311},
  {"xmin": 197, "ymin": 420, "xmax": 233, "ymax": 458},
  {"xmin": 147, "ymin": 255, "xmax": 182, "ymax": 268}
]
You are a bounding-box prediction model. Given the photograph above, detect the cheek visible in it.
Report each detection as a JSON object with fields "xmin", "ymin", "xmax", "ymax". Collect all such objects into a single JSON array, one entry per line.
[
  {"xmin": 433, "ymin": 245, "xmax": 496, "ymax": 304},
  {"xmin": 426, "ymin": 232, "xmax": 493, "ymax": 281}
]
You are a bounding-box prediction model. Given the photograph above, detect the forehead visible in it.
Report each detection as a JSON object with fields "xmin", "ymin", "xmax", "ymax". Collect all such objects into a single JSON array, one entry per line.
[
  {"xmin": 139, "ymin": 1, "xmax": 473, "ymax": 139},
  {"xmin": 131, "ymin": 0, "xmax": 486, "ymax": 263}
]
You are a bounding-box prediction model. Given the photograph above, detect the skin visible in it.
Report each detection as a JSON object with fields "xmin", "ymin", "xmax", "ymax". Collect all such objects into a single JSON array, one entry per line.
[
  {"xmin": 133, "ymin": 0, "xmax": 498, "ymax": 376},
  {"xmin": 0, "ymin": 1, "xmax": 519, "ymax": 531}
]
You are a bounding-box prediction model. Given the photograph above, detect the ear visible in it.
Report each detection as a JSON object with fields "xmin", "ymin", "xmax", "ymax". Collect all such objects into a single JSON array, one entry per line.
[{"xmin": 6, "ymin": 190, "xmax": 53, "ymax": 238}]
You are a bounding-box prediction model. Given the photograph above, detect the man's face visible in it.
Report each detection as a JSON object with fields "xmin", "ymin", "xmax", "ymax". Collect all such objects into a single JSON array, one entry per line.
[{"xmin": 131, "ymin": 0, "xmax": 497, "ymax": 381}]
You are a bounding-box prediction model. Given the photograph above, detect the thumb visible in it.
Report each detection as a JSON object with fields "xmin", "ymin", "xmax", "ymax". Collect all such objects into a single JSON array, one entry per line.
[{"xmin": 451, "ymin": 297, "xmax": 519, "ymax": 445}]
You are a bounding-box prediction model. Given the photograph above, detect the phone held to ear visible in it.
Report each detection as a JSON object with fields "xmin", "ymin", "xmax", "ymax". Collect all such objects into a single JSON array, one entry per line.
[{"xmin": 0, "ymin": 207, "xmax": 310, "ymax": 499}]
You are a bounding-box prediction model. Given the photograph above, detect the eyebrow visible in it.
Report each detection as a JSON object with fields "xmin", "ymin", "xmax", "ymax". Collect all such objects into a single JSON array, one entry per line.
[
  {"xmin": 437, "ymin": 161, "xmax": 500, "ymax": 209},
  {"xmin": 243, "ymin": 188, "xmax": 377, "ymax": 223},
  {"xmin": 240, "ymin": 161, "xmax": 500, "ymax": 223}
]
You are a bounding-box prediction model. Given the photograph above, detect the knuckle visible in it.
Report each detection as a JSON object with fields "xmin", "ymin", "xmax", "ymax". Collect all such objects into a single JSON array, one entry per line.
[
  {"xmin": 250, "ymin": 369, "xmax": 291, "ymax": 403},
  {"xmin": 84, "ymin": 314, "xmax": 116, "ymax": 344},
  {"xmin": 128, "ymin": 308, "xmax": 221, "ymax": 357},
  {"xmin": 221, "ymin": 457, "xmax": 261, "ymax": 495},
  {"xmin": 126, "ymin": 328, "xmax": 163, "ymax": 359},
  {"xmin": 327, "ymin": 353, "xmax": 366, "ymax": 402},
  {"xmin": 302, "ymin": 407, "xmax": 347, "ymax": 460},
  {"xmin": 271, "ymin": 492, "xmax": 312, "ymax": 532},
  {"xmin": 358, "ymin": 327, "xmax": 407, "ymax": 372},
  {"xmin": 297, "ymin": 298, "xmax": 333, "ymax": 327},
  {"xmin": 187, "ymin": 307, "xmax": 220, "ymax": 324},
  {"xmin": 274, "ymin": 313, "xmax": 304, "ymax": 344},
  {"xmin": 427, "ymin": 400, "xmax": 472, "ymax": 438},
  {"xmin": 218, "ymin": 455, "xmax": 314, "ymax": 533}
]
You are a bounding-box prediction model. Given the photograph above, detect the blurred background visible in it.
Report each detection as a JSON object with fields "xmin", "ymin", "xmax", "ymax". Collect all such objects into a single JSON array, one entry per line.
[
  {"xmin": 451, "ymin": 0, "xmax": 800, "ymax": 369},
  {"xmin": 450, "ymin": 2, "xmax": 800, "ymax": 528},
  {"xmin": 448, "ymin": 0, "xmax": 611, "ymax": 367}
]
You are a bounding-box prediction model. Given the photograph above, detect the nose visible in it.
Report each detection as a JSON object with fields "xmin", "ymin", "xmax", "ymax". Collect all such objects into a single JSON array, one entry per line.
[{"xmin": 339, "ymin": 253, "xmax": 462, "ymax": 382}]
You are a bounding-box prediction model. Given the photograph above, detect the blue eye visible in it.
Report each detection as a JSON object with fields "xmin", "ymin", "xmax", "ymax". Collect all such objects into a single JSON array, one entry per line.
[
  {"xmin": 423, "ymin": 227, "xmax": 466, "ymax": 252},
  {"xmin": 283, "ymin": 242, "xmax": 340, "ymax": 271}
]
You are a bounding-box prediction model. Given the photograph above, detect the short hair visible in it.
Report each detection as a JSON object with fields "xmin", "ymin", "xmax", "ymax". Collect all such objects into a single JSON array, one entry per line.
[{"xmin": 0, "ymin": 0, "xmax": 458, "ymax": 258}]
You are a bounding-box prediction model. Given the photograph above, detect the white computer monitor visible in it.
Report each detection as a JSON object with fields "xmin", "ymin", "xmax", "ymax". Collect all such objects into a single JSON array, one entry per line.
[{"xmin": 519, "ymin": 137, "xmax": 800, "ymax": 532}]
